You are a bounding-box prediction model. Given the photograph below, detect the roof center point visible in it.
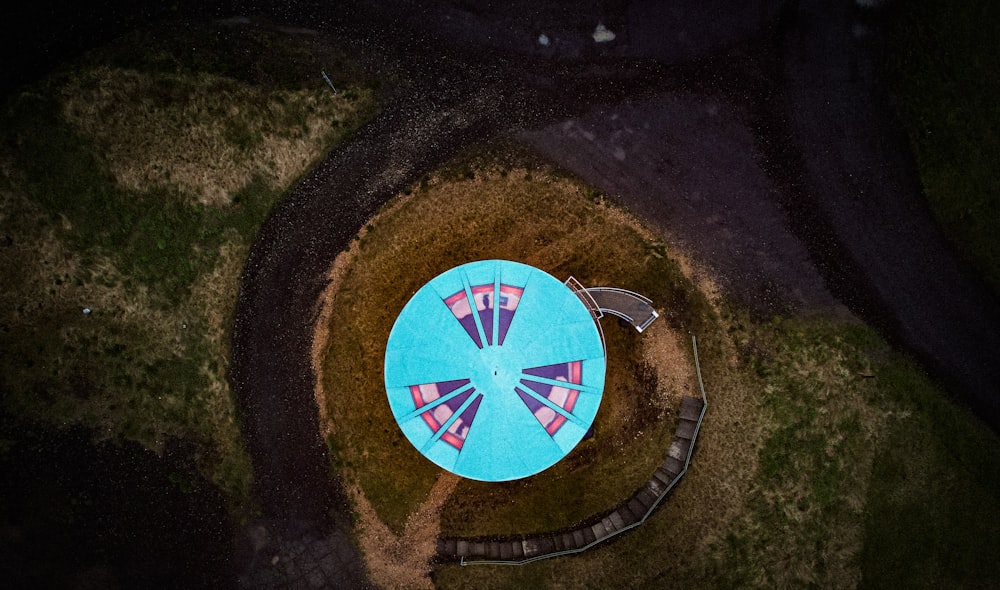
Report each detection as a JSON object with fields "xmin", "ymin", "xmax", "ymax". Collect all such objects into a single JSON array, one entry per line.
[{"xmin": 477, "ymin": 344, "xmax": 521, "ymax": 393}]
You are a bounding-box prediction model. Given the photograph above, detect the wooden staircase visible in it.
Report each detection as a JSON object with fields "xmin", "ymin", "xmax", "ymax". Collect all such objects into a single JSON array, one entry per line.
[{"xmin": 437, "ymin": 394, "xmax": 707, "ymax": 563}]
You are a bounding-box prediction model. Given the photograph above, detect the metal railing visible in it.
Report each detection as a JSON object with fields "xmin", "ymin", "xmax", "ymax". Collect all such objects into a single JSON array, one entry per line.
[
  {"xmin": 565, "ymin": 276, "xmax": 606, "ymax": 353},
  {"xmin": 583, "ymin": 287, "xmax": 660, "ymax": 333},
  {"xmin": 458, "ymin": 334, "xmax": 709, "ymax": 566},
  {"xmin": 564, "ymin": 276, "xmax": 604, "ymax": 320}
]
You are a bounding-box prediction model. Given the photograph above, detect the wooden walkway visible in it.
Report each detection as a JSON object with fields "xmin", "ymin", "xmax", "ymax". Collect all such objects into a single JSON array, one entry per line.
[
  {"xmin": 585, "ymin": 288, "xmax": 660, "ymax": 333},
  {"xmin": 563, "ymin": 278, "xmax": 660, "ymax": 333},
  {"xmin": 436, "ymin": 394, "xmax": 707, "ymax": 564}
]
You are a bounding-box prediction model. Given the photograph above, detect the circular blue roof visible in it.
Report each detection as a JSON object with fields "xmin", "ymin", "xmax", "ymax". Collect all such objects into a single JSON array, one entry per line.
[{"xmin": 384, "ymin": 260, "xmax": 606, "ymax": 481}]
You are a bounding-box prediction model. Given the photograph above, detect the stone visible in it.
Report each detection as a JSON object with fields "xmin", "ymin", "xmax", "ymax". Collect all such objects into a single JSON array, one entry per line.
[{"xmin": 593, "ymin": 23, "xmax": 616, "ymax": 43}]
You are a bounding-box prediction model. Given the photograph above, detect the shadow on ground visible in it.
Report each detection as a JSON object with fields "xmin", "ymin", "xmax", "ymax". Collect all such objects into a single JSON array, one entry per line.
[{"xmin": 0, "ymin": 419, "xmax": 234, "ymax": 588}]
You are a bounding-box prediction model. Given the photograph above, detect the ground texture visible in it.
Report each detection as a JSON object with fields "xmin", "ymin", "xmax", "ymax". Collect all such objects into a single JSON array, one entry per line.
[
  {"xmin": 226, "ymin": 2, "xmax": 1000, "ymax": 587},
  {"xmin": 6, "ymin": 1, "xmax": 997, "ymax": 588}
]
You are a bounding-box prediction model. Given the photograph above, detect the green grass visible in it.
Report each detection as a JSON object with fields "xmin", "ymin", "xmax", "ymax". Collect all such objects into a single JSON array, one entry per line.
[
  {"xmin": 695, "ymin": 319, "xmax": 886, "ymax": 587},
  {"xmin": 429, "ymin": 313, "xmax": 1000, "ymax": 589},
  {"xmin": 0, "ymin": 20, "xmax": 376, "ymax": 515},
  {"xmin": 860, "ymin": 357, "xmax": 1000, "ymax": 588},
  {"xmin": 3, "ymin": 91, "xmax": 282, "ymax": 303},
  {"xmin": 885, "ymin": 0, "xmax": 1000, "ymax": 292}
]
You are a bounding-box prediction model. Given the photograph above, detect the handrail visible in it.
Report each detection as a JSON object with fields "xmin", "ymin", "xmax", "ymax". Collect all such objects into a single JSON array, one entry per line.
[
  {"xmin": 564, "ymin": 276, "xmax": 604, "ymax": 320},
  {"xmin": 565, "ymin": 276, "xmax": 606, "ymax": 353},
  {"xmin": 581, "ymin": 287, "xmax": 659, "ymax": 332},
  {"xmin": 584, "ymin": 286, "xmax": 653, "ymax": 305},
  {"xmin": 456, "ymin": 334, "xmax": 708, "ymax": 566}
]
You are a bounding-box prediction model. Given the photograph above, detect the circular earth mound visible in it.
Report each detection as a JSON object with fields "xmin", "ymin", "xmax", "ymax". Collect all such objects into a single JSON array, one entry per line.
[{"xmin": 317, "ymin": 165, "xmax": 709, "ymax": 537}]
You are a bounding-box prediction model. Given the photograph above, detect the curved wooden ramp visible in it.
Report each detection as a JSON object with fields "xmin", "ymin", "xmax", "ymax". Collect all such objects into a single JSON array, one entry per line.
[{"xmin": 563, "ymin": 277, "xmax": 659, "ymax": 332}]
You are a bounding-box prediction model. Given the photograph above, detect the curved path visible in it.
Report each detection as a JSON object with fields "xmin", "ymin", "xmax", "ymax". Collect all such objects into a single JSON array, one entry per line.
[
  {"xmin": 225, "ymin": 1, "xmax": 1000, "ymax": 587},
  {"xmin": 227, "ymin": 10, "xmax": 669, "ymax": 585},
  {"xmin": 230, "ymin": 83, "xmax": 529, "ymax": 588},
  {"xmin": 781, "ymin": 0, "xmax": 1000, "ymax": 425}
]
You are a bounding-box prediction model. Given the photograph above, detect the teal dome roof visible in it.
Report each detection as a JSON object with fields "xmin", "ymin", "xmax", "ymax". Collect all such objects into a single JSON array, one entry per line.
[{"xmin": 384, "ymin": 260, "xmax": 606, "ymax": 481}]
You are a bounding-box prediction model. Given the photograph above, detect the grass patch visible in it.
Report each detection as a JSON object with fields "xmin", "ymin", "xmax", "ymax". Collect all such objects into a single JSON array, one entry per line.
[
  {"xmin": 695, "ymin": 318, "xmax": 885, "ymax": 588},
  {"xmin": 884, "ymin": 0, "xmax": 1000, "ymax": 292},
  {"xmin": 323, "ymin": 161, "xmax": 998, "ymax": 587},
  {"xmin": 860, "ymin": 356, "xmax": 1000, "ymax": 588},
  {"xmin": 0, "ymin": 20, "xmax": 376, "ymax": 515},
  {"xmin": 429, "ymin": 309, "xmax": 1000, "ymax": 588},
  {"xmin": 320, "ymin": 163, "xmax": 712, "ymax": 534}
]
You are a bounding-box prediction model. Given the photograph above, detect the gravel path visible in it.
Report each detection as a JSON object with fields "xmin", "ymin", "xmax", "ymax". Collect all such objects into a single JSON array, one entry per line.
[
  {"xmin": 781, "ymin": 0, "xmax": 1000, "ymax": 425},
  {"xmin": 230, "ymin": 80, "xmax": 530, "ymax": 588}
]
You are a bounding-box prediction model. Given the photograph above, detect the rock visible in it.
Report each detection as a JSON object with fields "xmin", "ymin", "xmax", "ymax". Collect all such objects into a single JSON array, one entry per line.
[{"xmin": 593, "ymin": 24, "xmax": 616, "ymax": 43}]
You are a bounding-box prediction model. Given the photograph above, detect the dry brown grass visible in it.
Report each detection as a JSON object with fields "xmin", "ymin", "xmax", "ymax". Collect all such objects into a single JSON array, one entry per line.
[
  {"xmin": 0, "ymin": 186, "xmax": 253, "ymax": 497},
  {"xmin": 315, "ymin": 165, "xmax": 714, "ymax": 580},
  {"xmin": 0, "ymin": 39, "xmax": 376, "ymax": 508},
  {"xmin": 352, "ymin": 472, "xmax": 460, "ymax": 590},
  {"xmin": 310, "ymin": 160, "xmax": 984, "ymax": 589},
  {"xmin": 738, "ymin": 330, "xmax": 883, "ymax": 588},
  {"xmin": 60, "ymin": 66, "xmax": 373, "ymax": 206}
]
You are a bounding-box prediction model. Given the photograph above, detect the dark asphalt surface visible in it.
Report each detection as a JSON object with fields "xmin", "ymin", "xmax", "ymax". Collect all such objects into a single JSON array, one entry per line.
[
  {"xmin": 4, "ymin": 1, "xmax": 998, "ymax": 587},
  {"xmin": 230, "ymin": 79, "xmax": 533, "ymax": 589},
  {"xmin": 781, "ymin": 0, "xmax": 1000, "ymax": 427}
]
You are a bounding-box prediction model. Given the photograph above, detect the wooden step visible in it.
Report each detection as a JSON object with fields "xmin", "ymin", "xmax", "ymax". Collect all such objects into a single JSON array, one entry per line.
[
  {"xmin": 617, "ymin": 505, "xmax": 640, "ymax": 527},
  {"xmin": 537, "ymin": 536, "xmax": 556, "ymax": 554},
  {"xmin": 679, "ymin": 396, "xmax": 704, "ymax": 421},
  {"xmin": 522, "ymin": 538, "xmax": 538, "ymax": 557},
  {"xmin": 608, "ymin": 510, "xmax": 626, "ymax": 530},
  {"xmin": 662, "ymin": 456, "xmax": 684, "ymax": 477},
  {"xmin": 668, "ymin": 438, "xmax": 691, "ymax": 462},
  {"xmin": 646, "ymin": 475, "xmax": 668, "ymax": 497},
  {"xmin": 676, "ymin": 418, "xmax": 698, "ymax": 440},
  {"xmin": 628, "ymin": 498, "xmax": 648, "ymax": 522},
  {"xmin": 438, "ymin": 538, "xmax": 456, "ymax": 556},
  {"xmin": 653, "ymin": 467, "xmax": 675, "ymax": 487},
  {"xmin": 634, "ymin": 487, "xmax": 658, "ymax": 511},
  {"xmin": 591, "ymin": 520, "xmax": 609, "ymax": 540}
]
